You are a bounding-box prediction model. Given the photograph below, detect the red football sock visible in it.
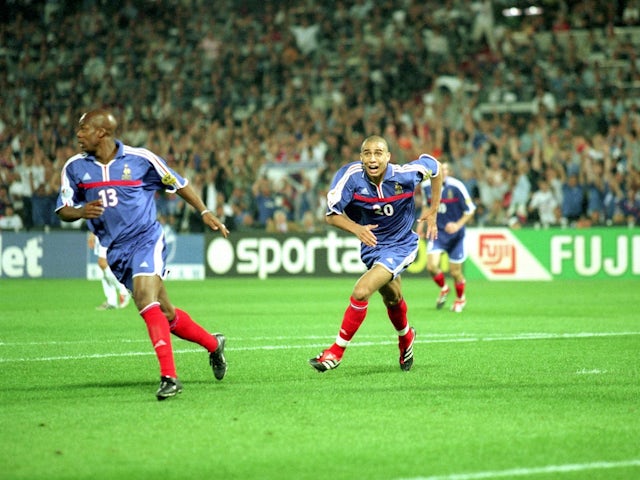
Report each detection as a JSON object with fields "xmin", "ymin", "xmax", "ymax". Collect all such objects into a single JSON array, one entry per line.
[
  {"xmin": 169, "ymin": 308, "xmax": 218, "ymax": 352},
  {"xmin": 433, "ymin": 272, "xmax": 445, "ymax": 288},
  {"xmin": 334, "ymin": 296, "xmax": 368, "ymax": 350},
  {"xmin": 455, "ymin": 281, "xmax": 466, "ymax": 299},
  {"xmin": 387, "ymin": 298, "xmax": 408, "ymax": 332},
  {"xmin": 400, "ymin": 325, "xmax": 415, "ymax": 350},
  {"xmin": 328, "ymin": 343, "xmax": 346, "ymax": 357},
  {"xmin": 141, "ymin": 303, "xmax": 176, "ymax": 378}
]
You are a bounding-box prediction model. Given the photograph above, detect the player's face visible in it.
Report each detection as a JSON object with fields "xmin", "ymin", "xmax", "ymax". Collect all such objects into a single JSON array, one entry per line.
[
  {"xmin": 360, "ymin": 140, "xmax": 390, "ymax": 184},
  {"xmin": 76, "ymin": 114, "xmax": 101, "ymax": 154},
  {"xmin": 442, "ymin": 163, "xmax": 451, "ymax": 179}
]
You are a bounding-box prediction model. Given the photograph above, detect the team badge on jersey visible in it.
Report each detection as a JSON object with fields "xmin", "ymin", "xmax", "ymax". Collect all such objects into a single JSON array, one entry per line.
[
  {"xmin": 122, "ymin": 164, "xmax": 132, "ymax": 180},
  {"xmin": 394, "ymin": 183, "xmax": 403, "ymax": 195}
]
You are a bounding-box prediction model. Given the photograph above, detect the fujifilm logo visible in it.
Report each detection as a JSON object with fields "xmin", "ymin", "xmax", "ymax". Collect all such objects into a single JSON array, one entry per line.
[
  {"xmin": 550, "ymin": 234, "xmax": 640, "ymax": 276},
  {"xmin": 206, "ymin": 231, "xmax": 366, "ymax": 279},
  {"xmin": 466, "ymin": 228, "xmax": 552, "ymax": 281},
  {"xmin": 0, "ymin": 236, "xmax": 44, "ymax": 278}
]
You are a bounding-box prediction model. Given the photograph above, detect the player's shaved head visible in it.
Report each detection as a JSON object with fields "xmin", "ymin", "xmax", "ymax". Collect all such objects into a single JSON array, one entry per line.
[
  {"xmin": 361, "ymin": 135, "xmax": 388, "ymax": 152},
  {"xmin": 360, "ymin": 135, "xmax": 389, "ymax": 152},
  {"xmin": 79, "ymin": 109, "xmax": 118, "ymax": 136},
  {"xmin": 76, "ymin": 109, "xmax": 119, "ymax": 160}
]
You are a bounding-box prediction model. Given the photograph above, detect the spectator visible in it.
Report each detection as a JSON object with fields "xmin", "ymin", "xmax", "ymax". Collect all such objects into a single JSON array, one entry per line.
[
  {"xmin": 603, "ymin": 172, "xmax": 627, "ymax": 225},
  {"xmin": 0, "ymin": 185, "xmax": 11, "ymax": 215},
  {"xmin": 293, "ymin": 175, "xmax": 316, "ymax": 222},
  {"xmin": 507, "ymin": 159, "xmax": 533, "ymax": 224},
  {"xmin": 561, "ymin": 173, "xmax": 586, "ymax": 226},
  {"xmin": 470, "ymin": 0, "xmax": 497, "ymax": 52},
  {"xmin": 619, "ymin": 188, "xmax": 640, "ymax": 226},
  {"xmin": 300, "ymin": 210, "xmax": 320, "ymax": 233},
  {"xmin": 14, "ymin": 153, "xmax": 35, "ymax": 230},
  {"xmin": 266, "ymin": 209, "xmax": 300, "ymax": 233},
  {"xmin": 289, "ymin": 12, "xmax": 321, "ymax": 56},
  {"xmin": 585, "ymin": 159, "xmax": 610, "ymax": 225},
  {"xmin": 252, "ymin": 177, "xmax": 277, "ymax": 228},
  {"xmin": 214, "ymin": 196, "xmax": 236, "ymax": 232},
  {"xmin": 528, "ymin": 179, "xmax": 559, "ymax": 227},
  {"xmin": 0, "ymin": 204, "xmax": 23, "ymax": 231},
  {"xmin": 477, "ymin": 155, "xmax": 510, "ymax": 225},
  {"xmin": 202, "ymin": 168, "xmax": 220, "ymax": 214},
  {"xmin": 545, "ymin": 165, "xmax": 564, "ymax": 208},
  {"xmin": 623, "ymin": 0, "xmax": 640, "ymax": 25},
  {"xmin": 199, "ymin": 27, "xmax": 221, "ymax": 61}
]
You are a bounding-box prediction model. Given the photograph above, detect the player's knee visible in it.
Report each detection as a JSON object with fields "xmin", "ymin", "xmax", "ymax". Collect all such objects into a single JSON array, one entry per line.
[
  {"xmin": 450, "ymin": 264, "xmax": 464, "ymax": 280},
  {"xmin": 351, "ymin": 285, "xmax": 371, "ymax": 302},
  {"xmin": 426, "ymin": 258, "xmax": 439, "ymax": 275},
  {"xmin": 453, "ymin": 274, "xmax": 465, "ymax": 284},
  {"xmin": 163, "ymin": 304, "xmax": 176, "ymax": 322},
  {"xmin": 426, "ymin": 263, "xmax": 440, "ymax": 276},
  {"xmin": 383, "ymin": 295, "xmax": 403, "ymax": 308},
  {"xmin": 133, "ymin": 292, "xmax": 156, "ymax": 311}
]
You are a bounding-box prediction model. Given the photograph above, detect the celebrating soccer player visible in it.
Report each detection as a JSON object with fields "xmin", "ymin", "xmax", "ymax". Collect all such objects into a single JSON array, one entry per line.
[{"xmin": 309, "ymin": 135, "xmax": 442, "ymax": 373}]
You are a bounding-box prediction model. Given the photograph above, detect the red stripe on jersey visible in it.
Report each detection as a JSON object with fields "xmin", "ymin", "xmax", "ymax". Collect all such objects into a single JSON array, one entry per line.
[
  {"xmin": 79, "ymin": 180, "xmax": 142, "ymax": 189},
  {"xmin": 354, "ymin": 192, "xmax": 414, "ymax": 203}
]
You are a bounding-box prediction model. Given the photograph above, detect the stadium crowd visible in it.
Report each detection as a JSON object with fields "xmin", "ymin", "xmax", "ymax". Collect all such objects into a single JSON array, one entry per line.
[{"xmin": 1, "ymin": 0, "xmax": 640, "ymax": 233}]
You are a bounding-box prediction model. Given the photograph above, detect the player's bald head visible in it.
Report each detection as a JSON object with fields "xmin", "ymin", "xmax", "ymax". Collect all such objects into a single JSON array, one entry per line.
[
  {"xmin": 361, "ymin": 135, "xmax": 388, "ymax": 152},
  {"xmin": 79, "ymin": 109, "xmax": 118, "ymax": 136}
]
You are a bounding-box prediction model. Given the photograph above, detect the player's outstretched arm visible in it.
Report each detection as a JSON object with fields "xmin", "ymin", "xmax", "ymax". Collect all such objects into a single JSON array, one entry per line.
[
  {"xmin": 176, "ymin": 184, "xmax": 230, "ymax": 238},
  {"xmin": 417, "ymin": 161, "xmax": 443, "ymax": 241}
]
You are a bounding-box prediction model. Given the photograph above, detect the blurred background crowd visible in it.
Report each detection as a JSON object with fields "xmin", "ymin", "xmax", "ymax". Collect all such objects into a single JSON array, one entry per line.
[{"xmin": 1, "ymin": 0, "xmax": 639, "ymax": 234}]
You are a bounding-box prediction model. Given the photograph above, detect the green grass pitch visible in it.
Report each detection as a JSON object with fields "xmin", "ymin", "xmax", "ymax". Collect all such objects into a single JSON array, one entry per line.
[{"xmin": 1, "ymin": 277, "xmax": 639, "ymax": 480}]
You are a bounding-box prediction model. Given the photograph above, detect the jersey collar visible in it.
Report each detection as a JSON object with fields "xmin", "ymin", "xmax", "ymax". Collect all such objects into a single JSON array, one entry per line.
[
  {"xmin": 114, "ymin": 140, "xmax": 125, "ymax": 159},
  {"xmin": 362, "ymin": 163, "xmax": 394, "ymax": 184}
]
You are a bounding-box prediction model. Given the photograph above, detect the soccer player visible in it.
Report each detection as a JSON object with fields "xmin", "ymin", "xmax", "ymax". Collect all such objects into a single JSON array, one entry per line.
[
  {"xmin": 421, "ymin": 162, "xmax": 476, "ymax": 313},
  {"xmin": 309, "ymin": 135, "xmax": 442, "ymax": 373},
  {"xmin": 88, "ymin": 232, "xmax": 131, "ymax": 310},
  {"xmin": 56, "ymin": 109, "xmax": 229, "ymax": 400}
]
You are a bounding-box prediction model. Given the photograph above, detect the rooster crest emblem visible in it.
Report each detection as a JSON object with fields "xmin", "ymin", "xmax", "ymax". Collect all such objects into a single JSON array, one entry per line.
[{"xmin": 122, "ymin": 164, "xmax": 132, "ymax": 180}]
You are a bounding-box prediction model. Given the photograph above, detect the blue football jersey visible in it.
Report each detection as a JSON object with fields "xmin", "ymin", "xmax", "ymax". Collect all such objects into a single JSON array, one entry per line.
[
  {"xmin": 423, "ymin": 176, "xmax": 476, "ymax": 237},
  {"xmin": 56, "ymin": 140, "xmax": 186, "ymax": 249},
  {"xmin": 327, "ymin": 154, "xmax": 439, "ymax": 254}
]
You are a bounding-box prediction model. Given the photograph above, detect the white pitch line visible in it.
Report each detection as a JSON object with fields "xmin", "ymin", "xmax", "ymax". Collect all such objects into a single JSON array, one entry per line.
[
  {"xmin": 0, "ymin": 333, "xmax": 483, "ymax": 346},
  {"xmin": 1, "ymin": 331, "xmax": 638, "ymax": 347},
  {"xmin": 397, "ymin": 459, "xmax": 640, "ymax": 480},
  {"xmin": 0, "ymin": 331, "xmax": 639, "ymax": 363}
]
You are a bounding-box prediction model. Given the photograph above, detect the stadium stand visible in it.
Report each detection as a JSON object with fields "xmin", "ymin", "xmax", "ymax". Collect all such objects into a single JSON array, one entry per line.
[{"xmin": 0, "ymin": 0, "xmax": 639, "ymax": 232}]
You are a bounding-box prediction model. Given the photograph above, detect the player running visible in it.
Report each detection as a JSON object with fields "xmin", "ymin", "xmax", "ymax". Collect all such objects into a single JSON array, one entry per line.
[
  {"xmin": 56, "ymin": 109, "xmax": 228, "ymax": 400},
  {"xmin": 420, "ymin": 162, "xmax": 476, "ymax": 312},
  {"xmin": 309, "ymin": 135, "xmax": 442, "ymax": 373}
]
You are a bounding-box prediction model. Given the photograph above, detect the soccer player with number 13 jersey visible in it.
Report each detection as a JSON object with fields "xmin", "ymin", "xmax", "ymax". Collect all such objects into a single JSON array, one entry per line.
[{"xmin": 56, "ymin": 109, "xmax": 229, "ymax": 400}]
